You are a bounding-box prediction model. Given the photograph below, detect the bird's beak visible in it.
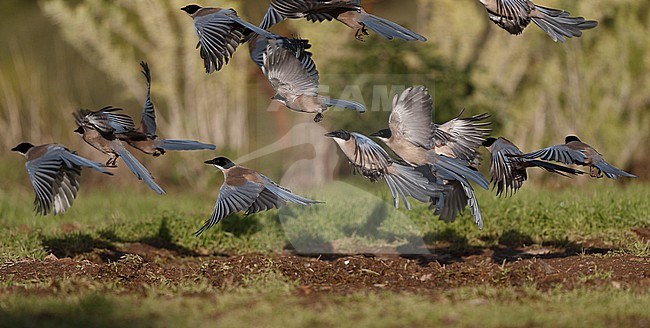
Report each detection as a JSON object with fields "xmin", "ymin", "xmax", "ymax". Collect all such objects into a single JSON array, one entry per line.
[
  {"xmin": 369, "ymin": 131, "xmax": 382, "ymax": 137},
  {"xmin": 204, "ymin": 159, "xmax": 216, "ymax": 165},
  {"xmin": 73, "ymin": 126, "xmax": 84, "ymax": 134},
  {"xmin": 324, "ymin": 131, "xmax": 339, "ymax": 138},
  {"xmin": 10, "ymin": 146, "xmax": 19, "ymax": 152}
]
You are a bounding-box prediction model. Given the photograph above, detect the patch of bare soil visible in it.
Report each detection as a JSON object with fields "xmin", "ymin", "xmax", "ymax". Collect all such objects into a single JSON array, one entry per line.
[{"xmin": 1, "ymin": 242, "xmax": 649, "ymax": 296}]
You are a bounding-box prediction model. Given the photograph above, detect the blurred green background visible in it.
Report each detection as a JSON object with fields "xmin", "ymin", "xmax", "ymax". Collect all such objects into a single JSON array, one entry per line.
[{"xmin": 1, "ymin": 0, "xmax": 648, "ymax": 196}]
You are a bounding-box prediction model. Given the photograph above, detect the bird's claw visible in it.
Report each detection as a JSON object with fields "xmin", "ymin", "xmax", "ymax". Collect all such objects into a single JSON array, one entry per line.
[
  {"xmin": 314, "ymin": 113, "xmax": 324, "ymax": 123},
  {"xmin": 355, "ymin": 27, "xmax": 369, "ymax": 41}
]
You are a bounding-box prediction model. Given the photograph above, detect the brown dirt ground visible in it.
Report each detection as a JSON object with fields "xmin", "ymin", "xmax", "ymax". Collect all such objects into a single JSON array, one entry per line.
[{"xmin": 1, "ymin": 240, "xmax": 649, "ymax": 296}]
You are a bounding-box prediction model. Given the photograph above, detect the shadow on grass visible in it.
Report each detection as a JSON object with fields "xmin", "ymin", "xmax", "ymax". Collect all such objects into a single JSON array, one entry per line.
[
  {"xmin": 0, "ymin": 293, "xmax": 149, "ymax": 328},
  {"xmin": 414, "ymin": 228, "xmax": 616, "ymax": 266},
  {"xmin": 218, "ymin": 213, "xmax": 264, "ymax": 237},
  {"xmin": 42, "ymin": 218, "xmax": 214, "ymax": 261}
]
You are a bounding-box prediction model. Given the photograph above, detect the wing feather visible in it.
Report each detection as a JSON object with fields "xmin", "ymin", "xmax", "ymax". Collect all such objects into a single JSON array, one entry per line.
[{"xmin": 388, "ymin": 86, "xmax": 435, "ymax": 148}]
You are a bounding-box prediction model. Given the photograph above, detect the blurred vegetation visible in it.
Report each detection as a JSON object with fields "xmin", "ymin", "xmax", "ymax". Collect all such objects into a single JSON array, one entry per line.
[
  {"xmin": 1, "ymin": 286, "xmax": 650, "ymax": 327},
  {"xmin": 0, "ymin": 0, "xmax": 648, "ymax": 189}
]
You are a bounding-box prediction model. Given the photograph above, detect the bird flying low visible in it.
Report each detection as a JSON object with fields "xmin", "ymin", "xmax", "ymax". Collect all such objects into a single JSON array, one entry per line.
[
  {"xmin": 262, "ymin": 39, "xmax": 366, "ymax": 122},
  {"xmin": 325, "ymin": 130, "xmax": 448, "ymax": 209},
  {"xmin": 513, "ymin": 136, "xmax": 637, "ymax": 179},
  {"xmin": 113, "ymin": 62, "xmax": 216, "ymax": 157},
  {"xmin": 370, "ymin": 86, "xmax": 490, "ymax": 229},
  {"xmin": 11, "ymin": 142, "xmax": 113, "ymax": 215},
  {"xmin": 196, "ymin": 156, "xmax": 323, "ymax": 235},
  {"xmin": 482, "ymin": 137, "xmax": 585, "ymax": 197},
  {"xmin": 259, "ymin": 0, "xmax": 426, "ymax": 41},
  {"xmin": 181, "ymin": 4, "xmax": 280, "ymax": 73},
  {"xmin": 476, "ymin": 0, "xmax": 598, "ymax": 42},
  {"xmin": 74, "ymin": 107, "xmax": 166, "ymax": 194}
]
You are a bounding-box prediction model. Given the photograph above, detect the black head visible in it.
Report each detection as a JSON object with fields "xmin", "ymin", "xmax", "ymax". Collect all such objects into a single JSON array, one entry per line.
[
  {"xmin": 204, "ymin": 156, "xmax": 235, "ymax": 169},
  {"xmin": 11, "ymin": 142, "xmax": 34, "ymax": 154},
  {"xmin": 482, "ymin": 137, "xmax": 497, "ymax": 147},
  {"xmin": 565, "ymin": 135, "xmax": 581, "ymax": 143},
  {"xmin": 324, "ymin": 130, "xmax": 352, "ymax": 141},
  {"xmin": 73, "ymin": 126, "xmax": 84, "ymax": 135},
  {"xmin": 181, "ymin": 4, "xmax": 202, "ymax": 15},
  {"xmin": 370, "ymin": 128, "xmax": 392, "ymax": 139}
]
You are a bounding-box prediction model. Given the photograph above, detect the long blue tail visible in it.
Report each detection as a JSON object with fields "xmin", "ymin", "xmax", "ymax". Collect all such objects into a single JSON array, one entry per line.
[
  {"xmin": 114, "ymin": 141, "xmax": 165, "ymax": 194},
  {"xmin": 156, "ymin": 139, "xmax": 216, "ymax": 152},
  {"xmin": 531, "ymin": 5, "xmax": 598, "ymax": 42},
  {"xmin": 324, "ymin": 98, "xmax": 366, "ymax": 113},
  {"xmin": 595, "ymin": 160, "xmax": 637, "ymax": 179}
]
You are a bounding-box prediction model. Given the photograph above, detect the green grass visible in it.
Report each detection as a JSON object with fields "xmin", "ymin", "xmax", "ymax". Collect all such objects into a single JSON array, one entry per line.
[
  {"xmin": 0, "ymin": 286, "xmax": 648, "ymax": 328},
  {"xmin": 0, "ymin": 179, "xmax": 648, "ymax": 260},
  {"xmin": 0, "ymin": 179, "xmax": 648, "ymax": 327}
]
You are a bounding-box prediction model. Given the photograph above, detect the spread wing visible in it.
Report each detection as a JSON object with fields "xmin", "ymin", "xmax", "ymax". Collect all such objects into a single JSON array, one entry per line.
[
  {"xmin": 25, "ymin": 145, "xmax": 109, "ymax": 215},
  {"xmin": 262, "ymin": 42, "xmax": 319, "ymax": 96},
  {"xmin": 433, "ymin": 112, "xmax": 491, "ymax": 161},
  {"xmin": 260, "ymin": 5, "xmax": 287, "ymax": 30},
  {"xmin": 193, "ymin": 9, "xmax": 246, "ymax": 73},
  {"xmin": 246, "ymin": 174, "xmax": 321, "ymax": 215},
  {"xmin": 75, "ymin": 107, "xmax": 136, "ymax": 135},
  {"xmin": 269, "ymin": 0, "xmax": 360, "ymax": 22},
  {"xmin": 138, "ymin": 61, "xmax": 156, "ymax": 137},
  {"xmin": 488, "ymin": 138, "xmax": 526, "ymax": 197},
  {"xmin": 251, "ymin": 37, "xmax": 318, "ymax": 83},
  {"xmin": 388, "ymin": 86, "xmax": 434, "ymax": 148},
  {"xmin": 195, "ymin": 180, "xmax": 263, "ymax": 235},
  {"xmin": 26, "ymin": 149, "xmax": 77, "ymax": 215},
  {"xmin": 350, "ymin": 132, "xmax": 392, "ymax": 177},
  {"xmin": 518, "ymin": 144, "xmax": 588, "ymax": 165},
  {"xmin": 492, "ymin": 0, "xmax": 533, "ymax": 20}
]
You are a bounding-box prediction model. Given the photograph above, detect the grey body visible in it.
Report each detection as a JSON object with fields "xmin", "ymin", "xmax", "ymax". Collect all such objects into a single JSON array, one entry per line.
[
  {"xmin": 262, "ymin": 40, "xmax": 365, "ymax": 122},
  {"xmin": 477, "ymin": 0, "xmax": 597, "ymax": 42},
  {"xmin": 483, "ymin": 137, "xmax": 584, "ymax": 197},
  {"xmin": 197, "ymin": 157, "xmax": 322, "ymax": 235},
  {"xmin": 433, "ymin": 111, "xmax": 491, "ymax": 166},
  {"xmin": 12, "ymin": 142, "xmax": 112, "ymax": 215},
  {"xmin": 260, "ymin": 0, "xmax": 426, "ymax": 41},
  {"xmin": 326, "ymin": 130, "xmax": 446, "ymax": 209},
  {"xmin": 517, "ymin": 136, "xmax": 637, "ymax": 179}
]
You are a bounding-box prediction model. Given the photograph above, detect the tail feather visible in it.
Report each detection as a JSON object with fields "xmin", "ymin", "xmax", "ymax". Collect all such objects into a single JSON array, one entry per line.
[
  {"xmin": 359, "ymin": 12, "xmax": 426, "ymax": 41},
  {"xmin": 461, "ymin": 183, "xmax": 483, "ymax": 229},
  {"xmin": 525, "ymin": 159, "xmax": 585, "ymax": 177},
  {"xmin": 595, "ymin": 160, "xmax": 637, "ymax": 179},
  {"xmin": 114, "ymin": 142, "xmax": 165, "ymax": 194},
  {"xmin": 324, "ymin": 98, "xmax": 366, "ymax": 113},
  {"xmin": 433, "ymin": 155, "xmax": 489, "ymax": 190},
  {"xmin": 156, "ymin": 139, "xmax": 216, "ymax": 151},
  {"xmin": 233, "ymin": 17, "xmax": 279, "ymax": 40},
  {"xmin": 532, "ymin": 5, "xmax": 598, "ymax": 42},
  {"xmin": 259, "ymin": 6, "xmax": 286, "ymax": 30},
  {"xmin": 385, "ymin": 163, "xmax": 445, "ymax": 210},
  {"xmin": 263, "ymin": 184, "xmax": 323, "ymax": 206}
]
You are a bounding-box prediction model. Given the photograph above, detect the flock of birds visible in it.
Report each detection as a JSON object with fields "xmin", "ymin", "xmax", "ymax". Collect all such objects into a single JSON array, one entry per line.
[{"xmin": 11, "ymin": 1, "xmax": 637, "ymax": 236}]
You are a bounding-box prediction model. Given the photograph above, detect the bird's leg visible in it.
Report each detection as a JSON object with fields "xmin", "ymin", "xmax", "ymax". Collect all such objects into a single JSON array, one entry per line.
[
  {"xmin": 106, "ymin": 156, "xmax": 117, "ymax": 168},
  {"xmin": 589, "ymin": 166, "xmax": 602, "ymax": 178},
  {"xmin": 355, "ymin": 26, "xmax": 369, "ymax": 41},
  {"xmin": 313, "ymin": 113, "xmax": 324, "ymax": 123}
]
